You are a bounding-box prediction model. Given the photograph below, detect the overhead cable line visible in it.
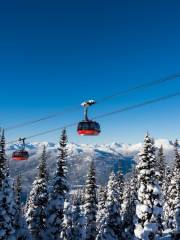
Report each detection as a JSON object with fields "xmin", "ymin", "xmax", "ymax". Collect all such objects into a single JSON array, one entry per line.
[
  {"xmin": 93, "ymin": 91, "xmax": 180, "ymax": 120},
  {"xmin": 96, "ymin": 72, "xmax": 180, "ymax": 104},
  {"xmin": 5, "ymin": 106, "xmax": 80, "ymax": 131},
  {"xmin": 7, "ymin": 91, "xmax": 180, "ymax": 145},
  {"xmin": 5, "ymin": 72, "xmax": 180, "ymax": 131}
]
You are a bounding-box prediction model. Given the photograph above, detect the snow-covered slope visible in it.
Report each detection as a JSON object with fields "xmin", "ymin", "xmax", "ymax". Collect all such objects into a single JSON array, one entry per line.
[{"xmin": 6, "ymin": 139, "xmax": 176, "ymax": 196}]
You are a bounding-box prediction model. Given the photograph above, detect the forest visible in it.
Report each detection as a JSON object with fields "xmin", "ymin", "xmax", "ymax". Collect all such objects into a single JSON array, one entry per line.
[{"xmin": 0, "ymin": 129, "xmax": 179, "ymax": 240}]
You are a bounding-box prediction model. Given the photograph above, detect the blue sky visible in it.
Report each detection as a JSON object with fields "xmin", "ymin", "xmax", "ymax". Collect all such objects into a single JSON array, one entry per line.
[{"xmin": 0, "ymin": 0, "xmax": 180, "ymax": 144}]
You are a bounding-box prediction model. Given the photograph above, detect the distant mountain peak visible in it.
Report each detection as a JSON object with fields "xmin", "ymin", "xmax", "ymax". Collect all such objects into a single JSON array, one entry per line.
[
  {"xmin": 6, "ymin": 138, "xmax": 177, "ymax": 196},
  {"xmin": 7, "ymin": 138, "xmax": 175, "ymax": 152}
]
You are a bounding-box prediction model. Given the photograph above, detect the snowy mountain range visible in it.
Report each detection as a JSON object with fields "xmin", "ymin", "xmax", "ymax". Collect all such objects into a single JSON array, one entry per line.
[{"xmin": 6, "ymin": 138, "xmax": 177, "ymax": 197}]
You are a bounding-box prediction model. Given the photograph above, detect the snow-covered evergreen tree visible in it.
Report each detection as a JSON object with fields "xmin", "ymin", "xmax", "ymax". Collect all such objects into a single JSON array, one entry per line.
[
  {"xmin": 0, "ymin": 130, "xmax": 17, "ymax": 240},
  {"xmin": 156, "ymin": 146, "xmax": 166, "ymax": 188},
  {"xmin": 174, "ymin": 179, "xmax": 180, "ymax": 239},
  {"xmin": 61, "ymin": 192, "xmax": 86, "ymax": 240},
  {"xmin": 163, "ymin": 165, "xmax": 172, "ymax": 229},
  {"xmin": 0, "ymin": 130, "xmax": 6, "ymax": 184},
  {"xmin": 96, "ymin": 172, "xmax": 122, "ymax": 240},
  {"xmin": 96, "ymin": 186, "xmax": 107, "ymax": 232},
  {"xmin": 84, "ymin": 160, "xmax": 97, "ymax": 240},
  {"xmin": 26, "ymin": 145, "xmax": 49, "ymax": 240},
  {"xmin": 48, "ymin": 129, "xmax": 69, "ymax": 240},
  {"xmin": 72, "ymin": 195, "xmax": 86, "ymax": 240},
  {"xmin": 134, "ymin": 133, "xmax": 163, "ymax": 240},
  {"xmin": 14, "ymin": 174, "xmax": 31, "ymax": 240},
  {"xmin": 81, "ymin": 186, "xmax": 86, "ymax": 206},
  {"xmin": 164, "ymin": 140, "xmax": 180, "ymax": 237},
  {"xmin": 122, "ymin": 170, "xmax": 137, "ymax": 240},
  {"xmin": 60, "ymin": 199, "xmax": 74, "ymax": 240},
  {"xmin": 116, "ymin": 159, "xmax": 124, "ymax": 208}
]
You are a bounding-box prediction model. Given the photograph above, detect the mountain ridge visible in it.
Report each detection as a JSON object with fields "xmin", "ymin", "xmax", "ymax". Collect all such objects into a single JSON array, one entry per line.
[{"xmin": 6, "ymin": 138, "xmax": 177, "ymax": 196}]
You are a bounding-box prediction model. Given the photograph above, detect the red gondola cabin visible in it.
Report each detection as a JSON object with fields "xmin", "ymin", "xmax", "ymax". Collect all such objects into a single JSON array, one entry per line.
[
  {"xmin": 77, "ymin": 100, "xmax": 101, "ymax": 136},
  {"xmin": 77, "ymin": 120, "xmax": 100, "ymax": 136},
  {"xmin": 12, "ymin": 150, "xmax": 29, "ymax": 161},
  {"xmin": 12, "ymin": 138, "xmax": 29, "ymax": 161}
]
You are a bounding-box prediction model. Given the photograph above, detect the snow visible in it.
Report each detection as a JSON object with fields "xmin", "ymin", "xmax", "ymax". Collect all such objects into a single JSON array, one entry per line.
[
  {"xmin": 1, "ymin": 134, "xmax": 179, "ymax": 240},
  {"xmin": 6, "ymin": 138, "xmax": 176, "ymax": 160},
  {"xmin": 5, "ymin": 138, "xmax": 177, "ymax": 197},
  {"xmin": 81, "ymin": 100, "xmax": 96, "ymax": 107},
  {"xmin": 134, "ymin": 134, "xmax": 163, "ymax": 239},
  {"xmin": 136, "ymin": 203, "xmax": 152, "ymax": 219}
]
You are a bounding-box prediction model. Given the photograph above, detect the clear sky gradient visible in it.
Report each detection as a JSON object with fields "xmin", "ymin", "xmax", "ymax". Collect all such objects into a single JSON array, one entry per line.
[{"xmin": 0, "ymin": 0, "xmax": 180, "ymax": 144}]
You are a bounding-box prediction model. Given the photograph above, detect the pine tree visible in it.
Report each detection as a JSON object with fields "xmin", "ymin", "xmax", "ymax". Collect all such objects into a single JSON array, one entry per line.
[
  {"xmin": 72, "ymin": 195, "xmax": 86, "ymax": 240},
  {"xmin": 0, "ymin": 130, "xmax": 17, "ymax": 240},
  {"xmin": 163, "ymin": 165, "xmax": 172, "ymax": 229},
  {"xmin": 174, "ymin": 179, "xmax": 180, "ymax": 239},
  {"xmin": 96, "ymin": 172, "xmax": 122, "ymax": 240},
  {"xmin": 47, "ymin": 129, "xmax": 69, "ymax": 240},
  {"xmin": 172, "ymin": 140, "xmax": 180, "ymax": 239},
  {"xmin": 0, "ymin": 129, "xmax": 6, "ymax": 185},
  {"xmin": 156, "ymin": 146, "xmax": 166, "ymax": 188},
  {"xmin": 60, "ymin": 199, "xmax": 74, "ymax": 240},
  {"xmin": 81, "ymin": 187, "xmax": 86, "ymax": 206},
  {"xmin": 164, "ymin": 140, "xmax": 180, "ymax": 237},
  {"xmin": 116, "ymin": 159, "xmax": 124, "ymax": 208},
  {"xmin": 26, "ymin": 145, "xmax": 49, "ymax": 240},
  {"xmin": 84, "ymin": 161, "xmax": 97, "ymax": 240},
  {"xmin": 134, "ymin": 134, "xmax": 163, "ymax": 240},
  {"xmin": 122, "ymin": 170, "xmax": 137, "ymax": 240},
  {"xmin": 14, "ymin": 174, "xmax": 31, "ymax": 240},
  {"xmin": 96, "ymin": 186, "xmax": 107, "ymax": 232}
]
